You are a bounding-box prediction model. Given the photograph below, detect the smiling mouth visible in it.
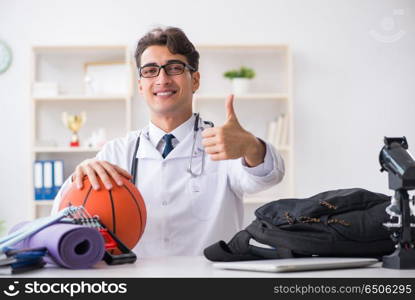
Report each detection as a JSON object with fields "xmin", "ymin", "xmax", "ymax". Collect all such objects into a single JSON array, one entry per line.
[{"xmin": 153, "ymin": 91, "xmax": 177, "ymax": 96}]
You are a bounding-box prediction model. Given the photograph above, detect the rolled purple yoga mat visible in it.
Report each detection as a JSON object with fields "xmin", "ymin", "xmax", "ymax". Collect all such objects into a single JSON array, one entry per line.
[{"xmin": 10, "ymin": 222, "xmax": 105, "ymax": 269}]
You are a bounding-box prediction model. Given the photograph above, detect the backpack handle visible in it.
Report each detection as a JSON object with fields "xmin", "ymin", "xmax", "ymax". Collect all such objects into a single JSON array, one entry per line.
[{"xmin": 204, "ymin": 230, "xmax": 292, "ymax": 262}]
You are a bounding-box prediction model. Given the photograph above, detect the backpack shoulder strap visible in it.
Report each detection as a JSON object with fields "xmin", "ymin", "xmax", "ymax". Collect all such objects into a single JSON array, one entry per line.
[{"xmin": 203, "ymin": 229, "xmax": 293, "ymax": 262}]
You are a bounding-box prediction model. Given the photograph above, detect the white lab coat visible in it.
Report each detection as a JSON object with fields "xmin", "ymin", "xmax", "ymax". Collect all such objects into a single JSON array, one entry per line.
[{"xmin": 51, "ymin": 120, "xmax": 285, "ymax": 257}]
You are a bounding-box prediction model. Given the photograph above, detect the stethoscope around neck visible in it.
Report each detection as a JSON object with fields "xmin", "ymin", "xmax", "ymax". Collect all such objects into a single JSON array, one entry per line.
[{"xmin": 130, "ymin": 113, "xmax": 214, "ymax": 184}]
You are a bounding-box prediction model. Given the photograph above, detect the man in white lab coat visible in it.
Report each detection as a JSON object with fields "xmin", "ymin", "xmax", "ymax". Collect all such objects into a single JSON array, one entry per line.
[{"xmin": 51, "ymin": 27, "xmax": 285, "ymax": 257}]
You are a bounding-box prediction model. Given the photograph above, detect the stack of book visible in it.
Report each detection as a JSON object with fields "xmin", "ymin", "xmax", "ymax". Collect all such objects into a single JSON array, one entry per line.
[
  {"xmin": 33, "ymin": 160, "xmax": 64, "ymax": 200},
  {"xmin": 266, "ymin": 114, "xmax": 289, "ymax": 149}
]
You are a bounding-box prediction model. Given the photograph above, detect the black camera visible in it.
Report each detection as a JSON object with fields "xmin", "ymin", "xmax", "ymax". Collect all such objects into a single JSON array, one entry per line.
[{"xmin": 379, "ymin": 136, "xmax": 415, "ymax": 269}]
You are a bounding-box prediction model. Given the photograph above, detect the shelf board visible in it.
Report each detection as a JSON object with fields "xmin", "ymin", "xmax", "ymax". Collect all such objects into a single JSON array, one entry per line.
[
  {"xmin": 33, "ymin": 94, "xmax": 128, "ymax": 101},
  {"xmin": 275, "ymin": 145, "xmax": 291, "ymax": 152},
  {"xmin": 197, "ymin": 44, "xmax": 289, "ymax": 51},
  {"xmin": 34, "ymin": 147, "xmax": 101, "ymax": 153},
  {"xmin": 34, "ymin": 200, "xmax": 54, "ymax": 206},
  {"xmin": 243, "ymin": 196, "xmax": 275, "ymax": 204},
  {"xmin": 194, "ymin": 93, "xmax": 288, "ymax": 101},
  {"xmin": 33, "ymin": 45, "xmax": 128, "ymax": 54}
]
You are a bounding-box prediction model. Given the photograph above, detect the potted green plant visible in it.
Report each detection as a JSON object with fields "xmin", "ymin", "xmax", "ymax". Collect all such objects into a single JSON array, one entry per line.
[{"xmin": 223, "ymin": 66, "xmax": 255, "ymax": 94}]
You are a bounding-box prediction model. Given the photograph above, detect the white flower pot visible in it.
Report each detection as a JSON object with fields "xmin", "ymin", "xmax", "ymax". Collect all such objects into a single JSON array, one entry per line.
[{"xmin": 231, "ymin": 78, "xmax": 251, "ymax": 95}]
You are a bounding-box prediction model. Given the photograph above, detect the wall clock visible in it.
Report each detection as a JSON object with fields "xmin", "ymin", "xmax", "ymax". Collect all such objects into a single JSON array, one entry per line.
[{"xmin": 0, "ymin": 41, "xmax": 12, "ymax": 74}]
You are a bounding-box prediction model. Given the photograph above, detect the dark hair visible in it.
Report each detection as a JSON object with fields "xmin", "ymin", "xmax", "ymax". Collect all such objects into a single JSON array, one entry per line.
[{"xmin": 134, "ymin": 27, "xmax": 199, "ymax": 72}]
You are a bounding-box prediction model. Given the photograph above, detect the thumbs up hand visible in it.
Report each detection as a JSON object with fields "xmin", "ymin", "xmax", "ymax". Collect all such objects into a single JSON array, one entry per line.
[{"xmin": 201, "ymin": 94, "xmax": 266, "ymax": 167}]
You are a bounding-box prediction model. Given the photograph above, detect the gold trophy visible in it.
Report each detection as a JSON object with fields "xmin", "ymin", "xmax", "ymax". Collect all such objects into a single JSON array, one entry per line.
[{"xmin": 62, "ymin": 111, "xmax": 86, "ymax": 147}]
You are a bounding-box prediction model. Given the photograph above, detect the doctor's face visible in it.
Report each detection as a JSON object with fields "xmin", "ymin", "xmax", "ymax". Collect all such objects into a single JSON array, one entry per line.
[{"xmin": 138, "ymin": 45, "xmax": 200, "ymax": 116}]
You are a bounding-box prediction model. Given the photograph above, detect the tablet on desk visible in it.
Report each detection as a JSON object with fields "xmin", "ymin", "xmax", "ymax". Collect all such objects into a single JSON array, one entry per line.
[{"xmin": 212, "ymin": 257, "xmax": 379, "ymax": 273}]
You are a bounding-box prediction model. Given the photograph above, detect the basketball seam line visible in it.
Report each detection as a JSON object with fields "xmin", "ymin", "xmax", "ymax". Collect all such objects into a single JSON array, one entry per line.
[
  {"xmin": 122, "ymin": 184, "xmax": 145, "ymax": 236},
  {"xmin": 67, "ymin": 184, "xmax": 92, "ymax": 208},
  {"xmin": 109, "ymin": 189, "xmax": 116, "ymax": 234},
  {"xmin": 82, "ymin": 185, "xmax": 93, "ymax": 206}
]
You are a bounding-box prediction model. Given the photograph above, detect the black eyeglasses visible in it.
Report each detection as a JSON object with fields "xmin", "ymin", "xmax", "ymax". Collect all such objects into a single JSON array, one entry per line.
[{"xmin": 139, "ymin": 61, "xmax": 196, "ymax": 78}]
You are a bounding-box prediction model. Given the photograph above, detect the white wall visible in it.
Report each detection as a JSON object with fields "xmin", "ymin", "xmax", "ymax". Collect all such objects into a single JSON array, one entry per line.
[{"xmin": 0, "ymin": 0, "xmax": 414, "ymax": 232}]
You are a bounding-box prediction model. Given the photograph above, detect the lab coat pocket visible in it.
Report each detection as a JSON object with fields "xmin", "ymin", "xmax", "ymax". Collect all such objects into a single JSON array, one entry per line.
[{"xmin": 189, "ymin": 172, "xmax": 219, "ymax": 221}]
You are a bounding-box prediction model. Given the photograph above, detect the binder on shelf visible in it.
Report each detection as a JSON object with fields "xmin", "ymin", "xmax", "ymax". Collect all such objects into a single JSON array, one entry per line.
[
  {"xmin": 33, "ymin": 161, "xmax": 43, "ymax": 200},
  {"xmin": 53, "ymin": 160, "xmax": 64, "ymax": 198},
  {"xmin": 43, "ymin": 161, "xmax": 54, "ymax": 200}
]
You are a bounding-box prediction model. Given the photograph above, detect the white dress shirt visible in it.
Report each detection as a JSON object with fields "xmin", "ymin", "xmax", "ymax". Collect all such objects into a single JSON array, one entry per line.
[{"xmin": 148, "ymin": 115, "xmax": 193, "ymax": 154}]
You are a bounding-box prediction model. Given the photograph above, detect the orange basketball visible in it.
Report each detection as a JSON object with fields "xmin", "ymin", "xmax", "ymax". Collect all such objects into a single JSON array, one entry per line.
[{"xmin": 59, "ymin": 176, "xmax": 146, "ymax": 250}]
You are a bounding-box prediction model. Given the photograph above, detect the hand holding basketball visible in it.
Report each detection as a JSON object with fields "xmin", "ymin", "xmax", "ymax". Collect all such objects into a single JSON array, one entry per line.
[
  {"xmin": 59, "ymin": 175, "xmax": 146, "ymax": 250},
  {"xmin": 74, "ymin": 159, "xmax": 132, "ymax": 190}
]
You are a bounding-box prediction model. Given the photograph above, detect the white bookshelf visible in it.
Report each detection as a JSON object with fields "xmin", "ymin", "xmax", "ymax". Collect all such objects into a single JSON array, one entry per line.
[{"xmin": 29, "ymin": 45, "xmax": 133, "ymax": 219}]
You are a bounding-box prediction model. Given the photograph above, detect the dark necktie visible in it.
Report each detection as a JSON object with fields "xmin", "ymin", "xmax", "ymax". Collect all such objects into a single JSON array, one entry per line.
[{"xmin": 162, "ymin": 134, "xmax": 175, "ymax": 158}]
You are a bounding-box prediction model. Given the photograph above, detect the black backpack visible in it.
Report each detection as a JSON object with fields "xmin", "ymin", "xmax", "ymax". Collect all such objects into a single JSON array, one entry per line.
[{"xmin": 204, "ymin": 188, "xmax": 398, "ymax": 262}]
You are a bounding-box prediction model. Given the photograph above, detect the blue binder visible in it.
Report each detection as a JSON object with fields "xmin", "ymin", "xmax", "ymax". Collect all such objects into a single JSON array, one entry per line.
[
  {"xmin": 43, "ymin": 160, "xmax": 54, "ymax": 200},
  {"xmin": 33, "ymin": 161, "xmax": 43, "ymax": 200},
  {"xmin": 52, "ymin": 160, "xmax": 64, "ymax": 198},
  {"xmin": 34, "ymin": 159, "xmax": 65, "ymax": 200}
]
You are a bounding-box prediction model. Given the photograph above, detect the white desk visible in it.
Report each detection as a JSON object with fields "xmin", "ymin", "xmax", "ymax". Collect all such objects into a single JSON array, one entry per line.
[{"xmin": 10, "ymin": 256, "xmax": 415, "ymax": 278}]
